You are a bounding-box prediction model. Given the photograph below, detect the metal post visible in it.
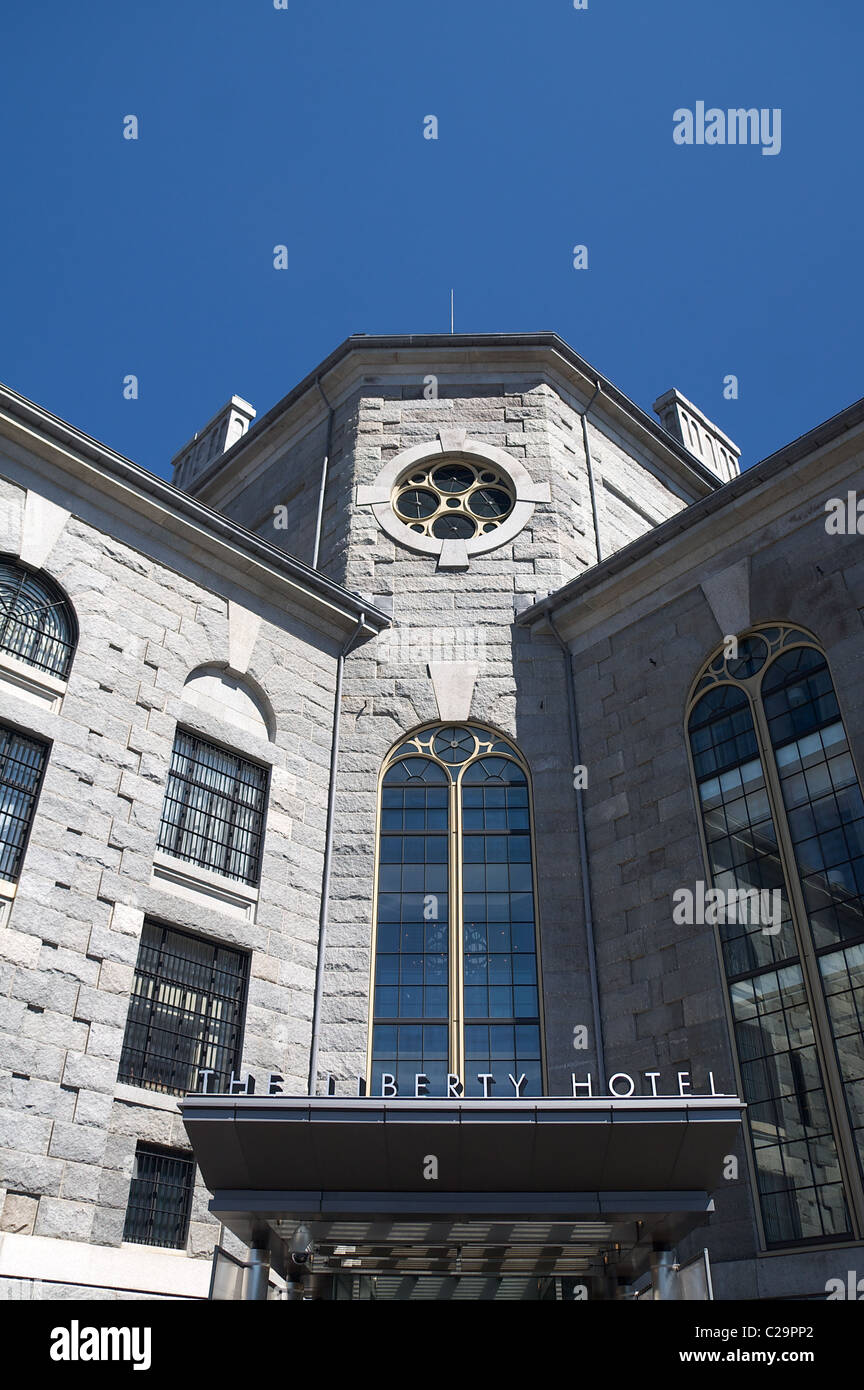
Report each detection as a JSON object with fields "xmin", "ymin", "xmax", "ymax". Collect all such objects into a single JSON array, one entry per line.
[
  {"xmin": 245, "ymin": 1246, "xmax": 270, "ymax": 1301},
  {"xmin": 307, "ymin": 614, "xmax": 367, "ymax": 1096},
  {"xmin": 546, "ymin": 611, "xmax": 606, "ymax": 1082},
  {"xmin": 650, "ymin": 1247, "xmax": 679, "ymax": 1301}
]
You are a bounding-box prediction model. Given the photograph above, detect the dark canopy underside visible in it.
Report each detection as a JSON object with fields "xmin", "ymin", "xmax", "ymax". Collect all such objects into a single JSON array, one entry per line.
[{"xmin": 181, "ymin": 1095, "xmax": 743, "ymax": 1283}]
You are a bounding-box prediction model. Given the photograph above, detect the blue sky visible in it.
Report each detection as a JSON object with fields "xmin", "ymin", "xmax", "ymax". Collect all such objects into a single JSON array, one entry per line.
[{"xmin": 2, "ymin": 0, "xmax": 861, "ymax": 478}]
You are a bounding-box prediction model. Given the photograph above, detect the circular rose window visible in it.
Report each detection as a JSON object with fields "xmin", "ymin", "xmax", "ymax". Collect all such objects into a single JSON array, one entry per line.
[
  {"xmin": 356, "ymin": 433, "xmax": 550, "ymax": 571},
  {"xmin": 392, "ymin": 460, "xmax": 515, "ymax": 541}
]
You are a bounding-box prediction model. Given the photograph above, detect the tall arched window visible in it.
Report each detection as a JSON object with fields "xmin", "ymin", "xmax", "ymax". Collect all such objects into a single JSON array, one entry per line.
[
  {"xmin": 0, "ymin": 559, "xmax": 76, "ymax": 679},
  {"xmin": 688, "ymin": 626, "xmax": 864, "ymax": 1247},
  {"xmin": 368, "ymin": 724, "xmax": 544, "ymax": 1098}
]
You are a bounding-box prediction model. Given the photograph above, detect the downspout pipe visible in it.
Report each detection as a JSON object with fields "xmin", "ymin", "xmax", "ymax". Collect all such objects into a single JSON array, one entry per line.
[
  {"xmin": 312, "ymin": 376, "xmax": 335, "ymax": 570},
  {"xmin": 307, "ymin": 613, "xmax": 367, "ymax": 1095},
  {"xmin": 546, "ymin": 608, "xmax": 606, "ymax": 1083},
  {"xmin": 582, "ymin": 381, "xmax": 604, "ymax": 565}
]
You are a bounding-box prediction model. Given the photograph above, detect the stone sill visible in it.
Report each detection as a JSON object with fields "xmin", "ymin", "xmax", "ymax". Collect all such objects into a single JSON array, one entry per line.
[
  {"xmin": 114, "ymin": 1082, "xmax": 182, "ymax": 1114},
  {"xmin": 120, "ymin": 1242, "xmax": 192, "ymax": 1257},
  {"xmin": 0, "ymin": 877, "xmax": 16, "ymax": 930},
  {"xmin": 151, "ymin": 851, "xmax": 259, "ymax": 922},
  {"xmin": 0, "ymin": 650, "xmax": 66, "ymax": 712},
  {"xmin": 755, "ymin": 1239, "xmax": 864, "ymax": 1259},
  {"xmin": 0, "ymin": 1232, "xmax": 210, "ymax": 1299}
]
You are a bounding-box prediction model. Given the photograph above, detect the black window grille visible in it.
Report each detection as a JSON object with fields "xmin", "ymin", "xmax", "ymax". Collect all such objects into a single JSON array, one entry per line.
[
  {"xmin": 123, "ymin": 1144, "xmax": 195, "ymax": 1249},
  {"xmin": 157, "ymin": 730, "xmax": 268, "ymax": 885},
  {"xmin": 0, "ymin": 561, "xmax": 75, "ymax": 679},
  {"xmin": 0, "ymin": 726, "xmax": 48, "ymax": 881},
  {"xmin": 119, "ymin": 920, "xmax": 248, "ymax": 1096}
]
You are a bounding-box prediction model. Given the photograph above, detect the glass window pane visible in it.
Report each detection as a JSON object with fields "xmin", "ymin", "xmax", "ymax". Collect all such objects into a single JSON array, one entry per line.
[
  {"xmin": 123, "ymin": 1144, "xmax": 194, "ymax": 1249},
  {"xmin": 373, "ymin": 731, "xmax": 542, "ymax": 1098},
  {"xmin": 157, "ymin": 731, "xmax": 267, "ymax": 886},
  {"xmin": 460, "ymin": 760, "xmax": 540, "ymax": 1092},
  {"xmin": 119, "ymin": 921, "xmax": 248, "ymax": 1096},
  {"xmin": 689, "ymin": 671, "xmax": 855, "ymax": 1244},
  {"xmin": 372, "ymin": 758, "xmax": 451, "ymax": 1089},
  {"xmin": 0, "ymin": 727, "xmax": 48, "ymax": 881},
  {"xmin": 0, "ymin": 562, "xmax": 75, "ymax": 679}
]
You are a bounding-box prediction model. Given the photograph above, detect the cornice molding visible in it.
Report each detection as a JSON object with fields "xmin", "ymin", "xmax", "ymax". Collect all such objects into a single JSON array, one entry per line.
[
  {"xmin": 184, "ymin": 332, "xmax": 724, "ymax": 504},
  {"xmin": 0, "ymin": 383, "xmax": 389, "ymax": 641},
  {"xmin": 521, "ymin": 409, "xmax": 864, "ymax": 649}
]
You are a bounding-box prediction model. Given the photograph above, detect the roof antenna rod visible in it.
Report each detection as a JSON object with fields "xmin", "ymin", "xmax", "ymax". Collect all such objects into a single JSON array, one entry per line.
[{"xmin": 450, "ymin": 288, "xmax": 454, "ymax": 334}]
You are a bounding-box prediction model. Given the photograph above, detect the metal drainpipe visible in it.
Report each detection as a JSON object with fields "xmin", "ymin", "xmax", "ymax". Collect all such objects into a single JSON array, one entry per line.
[
  {"xmin": 307, "ymin": 612, "xmax": 367, "ymax": 1096},
  {"xmin": 312, "ymin": 377, "xmax": 335, "ymax": 570},
  {"xmin": 244, "ymin": 1246, "xmax": 271, "ymax": 1301},
  {"xmin": 581, "ymin": 380, "xmax": 603, "ymax": 565},
  {"xmin": 546, "ymin": 608, "xmax": 606, "ymax": 1084},
  {"xmin": 650, "ymin": 1247, "xmax": 679, "ymax": 1301}
]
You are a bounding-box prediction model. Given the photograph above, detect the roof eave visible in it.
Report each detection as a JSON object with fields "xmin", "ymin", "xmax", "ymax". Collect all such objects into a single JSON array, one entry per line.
[
  {"xmin": 186, "ymin": 332, "xmax": 723, "ymax": 500},
  {"xmin": 0, "ymin": 381, "xmax": 390, "ymax": 637},
  {"xmin": 519, "ymin": 392, "xmax": 864, "ymax": 632}
]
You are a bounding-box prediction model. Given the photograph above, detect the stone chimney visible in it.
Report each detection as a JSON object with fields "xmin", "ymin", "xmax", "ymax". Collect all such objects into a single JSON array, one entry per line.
[
  {"xmin": 171, "ymin": 396, "xmax": 256, "ymax": 492},
  {"xmin": 653, "ymin": 388, "xmax": 740, "ymax": 482}
]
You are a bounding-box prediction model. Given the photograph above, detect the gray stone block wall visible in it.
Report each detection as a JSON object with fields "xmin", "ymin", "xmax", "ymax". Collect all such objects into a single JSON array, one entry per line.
[
  {"xmin": 7, "ymin": 346, "xmax": 856, "ymax": 1299},
  {"xmin": 210, "ymin": 371, "xmax": 706, "ymax": 600},
  {"xmin": 247, "ymin": 414, "xmax": 331, "ymax": 566},
  {"xmin": 275, "ymin": 377, "xmax": 716, "ymax": 1093},
  {"xmin": 195, "ymin": 365, "xmax": 711, "ymax": 1101},
  {"xmin": 0, "ymin": 452, "xmax": 344, "ymax": 1279},
  {"xmin": 567, "ymin": 465, "xmax": 864, "ymax": 1297},
  {"xmin": 193, "ymin": 352, "xmax": 721, "ymax": 1186}
]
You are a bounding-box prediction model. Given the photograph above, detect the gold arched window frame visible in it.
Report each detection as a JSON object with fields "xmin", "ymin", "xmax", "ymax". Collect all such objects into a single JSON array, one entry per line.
[
  {"xmin": 365, "ymin": 721, "xmax": 548, "ymax": 1093},
  {"xmin": 685, "ymin": 621, "xmax": 864, "ymax": 1245}
]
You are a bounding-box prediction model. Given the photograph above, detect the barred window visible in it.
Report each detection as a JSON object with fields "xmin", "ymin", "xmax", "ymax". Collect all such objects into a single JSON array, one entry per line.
[
  {"xmin": 157, "ymin": 730, "xmax": 268, "ymax": 885},
  {"xmin": 119, "ymin": 920, "xmax": 248, "ymax": 1096},
  {"xmin": 0, "ymin": 560, "xmax": 76, "ymax": 679},
  {"xmin": 0, "ymin": 726, "xmax": 48, "ymax": 881},
  {"xmin": 123, "ymin": 1144, "xmax": 195, "ymax": 1249}
]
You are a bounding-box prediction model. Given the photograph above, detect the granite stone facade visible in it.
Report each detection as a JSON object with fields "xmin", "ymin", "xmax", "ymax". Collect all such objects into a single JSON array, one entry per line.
[
  {"xmin": 0, "ymin": 382, "xmax": 386, "ymax": 1298},
  {"xmin": 191, "ymin": 339, "xmax": 718, "ymax": 1103},
  {"xmin": 1, "ymin": 333, "xmax": 862, "ymax": 1300},
  {"xmin": 522, "ymin": 387, "xmax": 864, "ymax": 1298}
]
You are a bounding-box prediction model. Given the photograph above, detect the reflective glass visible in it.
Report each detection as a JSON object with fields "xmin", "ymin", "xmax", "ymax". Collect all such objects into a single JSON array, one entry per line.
[
  {"xmin": 689, "ymin": 680, "xmax": 850, "ymax": 1244},
  {"xmin": 371, "ymin": 757, "xmax": 450, "ymax": 1095},
  {"xmin": 763, "ymin": 648, "xmax": 864, "ymax": 1184},
  {"xmin": 372, "ymin": 730, "xmax": 542, "ymax": 1098},
  {"xmin": 461, "ymin": 757, "xmax": 540, "ymax": 1096}
]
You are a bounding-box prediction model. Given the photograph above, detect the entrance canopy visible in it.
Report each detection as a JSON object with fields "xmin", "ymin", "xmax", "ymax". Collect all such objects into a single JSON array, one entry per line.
[{"xmin": 180, "ymin": 1095, "xmax": 743, "ymax": 1287}]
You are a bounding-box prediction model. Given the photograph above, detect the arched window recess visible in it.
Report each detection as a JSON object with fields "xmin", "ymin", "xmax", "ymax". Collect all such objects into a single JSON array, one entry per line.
[
  {"xmin": 0, "ymin": 558, "xmax": 76, "ymax": 682},
  {"xmin": 367, "ymin": 723, "xmax": 545, "ymax": 1099},
  {"xmin": 687, "ymin": 623, "xmax": 864, "ymax": 1247}
]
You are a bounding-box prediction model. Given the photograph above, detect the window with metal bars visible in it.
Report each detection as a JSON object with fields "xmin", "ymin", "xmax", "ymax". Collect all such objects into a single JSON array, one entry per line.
[
  {"xmin": 0, "ymin": 560, "xmax": 76, "ymax": 679},
  {"xmin": 123, "ymin": 1144, "xmax": 195, "ymax": 1249},
  {"xmin": 0, "ymin": 725, "xmax": 48, "ymax": 881},
  {"xmin": 119, "ymin": 920, "xmax": 249, "ymax": 1096},
  {"xmin": 157, "ymin": 729, "xmax": 268, "ymax": 885}
]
